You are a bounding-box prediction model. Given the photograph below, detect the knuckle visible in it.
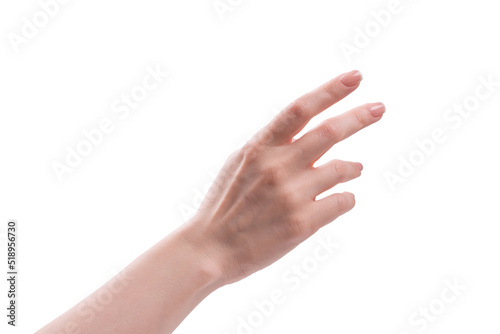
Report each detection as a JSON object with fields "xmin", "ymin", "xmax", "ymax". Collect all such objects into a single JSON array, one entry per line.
[
  {"xmin": 334, "ymin": 194, "xmax": 348, "ymax": 211},
  {"xmin": 241, "ymin": 142, "xmax": 260, "ymax": 162},
  {"xmin": 286, "ymin": 100, "xmax": 308, "ymax": 121},
  {"xmin": 323, "ymin": 83, "xmax": 342, "ymax": 100},
  {"xmin": 260, "ymin": 157, "xmax": 288, "ymax": 186},
  {"xmin": 354, "ymin": 106, "xmax": 369, "ymax": 126},
  {"xmin": 253, "ymin": 128, "xmax": 269, "ymax": 144},
  {"xmin": 286, "ymin": 215, "xmax": 309, "ymax": 238},
  {"xmin": 317, "ymin": 121, "xmax": 340, "ymax": 142},
  {"xmin": 278, "ymin": 185, "xmax": 298, "ymax": 210},
  {"xmin": 293, "ymin": 141, "xmax": 308, "ymax": 160},
  {"xmin": 353, "ymin": 110, "xmax": 366, "ymax": 126},
  {"xmin": 332, "ymin": 160, "xmax": 346, "ymax": 175},
  {"xmin": 225, "ymin": 149, "xmax": 239, "ymax": 164}
]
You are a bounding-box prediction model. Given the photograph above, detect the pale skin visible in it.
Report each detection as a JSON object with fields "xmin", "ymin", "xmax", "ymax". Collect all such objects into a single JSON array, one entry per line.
[{"xmin": 37, "ymin": 70, "xmax": 385, "ymax": 333}]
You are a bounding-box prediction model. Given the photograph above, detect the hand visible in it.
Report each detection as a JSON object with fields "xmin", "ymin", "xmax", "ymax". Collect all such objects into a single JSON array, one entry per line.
[
  {"xmin": 36, "ymin": 70, "xmax": 385, "ymax": 334},
  {"xmin": 181, "ymin": 70, "xmax": 385, "ymax": 285}
]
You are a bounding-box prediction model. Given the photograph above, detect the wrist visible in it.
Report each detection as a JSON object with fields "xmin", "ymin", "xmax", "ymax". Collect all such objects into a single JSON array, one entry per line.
[{"xmin": 174, "ymin": 219, "xmax": 227, "ymax": 290}]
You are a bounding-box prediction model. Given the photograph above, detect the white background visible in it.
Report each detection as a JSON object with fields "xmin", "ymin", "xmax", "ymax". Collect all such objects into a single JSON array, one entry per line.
[{"xmin": 1, "ymin": 0, "xmax": 499, "ymax": 333}]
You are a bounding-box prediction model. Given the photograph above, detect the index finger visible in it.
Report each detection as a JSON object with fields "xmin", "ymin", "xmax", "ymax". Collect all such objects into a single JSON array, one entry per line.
[{"xmin": 262, "ymin": 70, "xmax": 363, "ymax": 145}]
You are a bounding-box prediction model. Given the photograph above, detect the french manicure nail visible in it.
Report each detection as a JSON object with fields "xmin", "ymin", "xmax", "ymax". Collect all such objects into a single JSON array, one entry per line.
[
  {"xmin": 340, "ymin": 70, "xmax": 363, "ymax": 87},
  {"xmin": 369, "ymin": 103, "xmax": 386, "ymax": 117}
]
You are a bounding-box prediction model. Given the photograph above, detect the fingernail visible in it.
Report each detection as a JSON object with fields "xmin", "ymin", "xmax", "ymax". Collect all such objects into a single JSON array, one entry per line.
[
  {"xmin": 340, "ymin": 70, "xmax": 363, "ymax": 87},
  {"xmin": 356, "ymin": 162, "xmax": 363, "ymax": 171},
  {"xmin": 369, "ymin": 103, "xmax": 385, "ymax": 117}
]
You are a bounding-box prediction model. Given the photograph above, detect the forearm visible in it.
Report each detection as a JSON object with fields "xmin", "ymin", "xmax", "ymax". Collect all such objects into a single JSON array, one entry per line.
[{"xmin": 36, "ymin": 223, "xmax": 223, "ymax": 334}]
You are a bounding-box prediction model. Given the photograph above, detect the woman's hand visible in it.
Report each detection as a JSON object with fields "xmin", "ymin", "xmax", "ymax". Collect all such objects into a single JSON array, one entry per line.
[
  {"xmin": 37, "ymin": 70, "xmax": 385, "ymax": 334},
  {"xmin": 182, "ymin": 70, "xmax": 385, "ymax": 285}
]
